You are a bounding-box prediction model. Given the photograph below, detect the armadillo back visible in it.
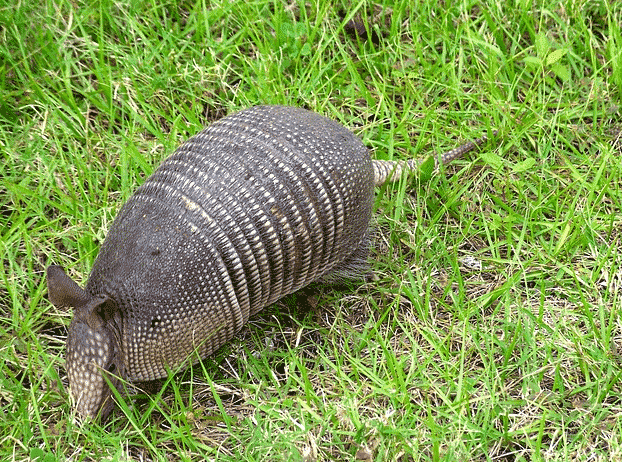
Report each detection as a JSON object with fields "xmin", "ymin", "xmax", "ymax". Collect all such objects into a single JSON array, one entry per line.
[{"xmin": 84, "ymin": 106, "xmax": 375, "ymax": 382}]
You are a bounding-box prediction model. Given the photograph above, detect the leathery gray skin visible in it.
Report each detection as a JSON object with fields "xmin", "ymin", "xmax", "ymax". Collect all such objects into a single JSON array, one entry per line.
[{"xmin": 46, "ymin": 106, "xmax": 494, "ymax": 421}]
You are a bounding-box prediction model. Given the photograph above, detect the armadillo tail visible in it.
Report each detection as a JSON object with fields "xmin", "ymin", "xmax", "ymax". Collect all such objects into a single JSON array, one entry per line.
[{"xmin": 372, "ymin": 131, "xmax": 496, "ymax": 186}]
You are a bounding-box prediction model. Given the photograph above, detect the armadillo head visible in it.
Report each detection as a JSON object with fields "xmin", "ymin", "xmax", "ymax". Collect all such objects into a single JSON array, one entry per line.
[{"xmin": 47, "ymin": 265, "xmax": 121, "ymax": 421}]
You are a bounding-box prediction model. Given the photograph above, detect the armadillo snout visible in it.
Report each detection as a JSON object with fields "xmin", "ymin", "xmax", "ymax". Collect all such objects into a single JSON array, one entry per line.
[{"xmin": 66, "ymin": 320, "xmax": 117, "ymax": 420}]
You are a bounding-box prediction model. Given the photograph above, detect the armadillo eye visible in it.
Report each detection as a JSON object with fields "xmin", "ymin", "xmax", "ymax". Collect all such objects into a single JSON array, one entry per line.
[{"xmin": 107, "ymin": 363, "xmax": 116, "ymax": 374}]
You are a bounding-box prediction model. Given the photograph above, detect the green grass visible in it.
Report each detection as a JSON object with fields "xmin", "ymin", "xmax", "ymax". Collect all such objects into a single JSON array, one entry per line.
[{"xmin": 1, "ymin": 0, "xmax": 621, "ymax": 460}]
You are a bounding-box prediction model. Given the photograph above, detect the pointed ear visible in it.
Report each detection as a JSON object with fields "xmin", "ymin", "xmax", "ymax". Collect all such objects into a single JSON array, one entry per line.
[
  {"xmin": 47, "ymin": 265, "xmax": 111, "ymax": 330},
  {"xmin": 47, "ymin": 265, "xmax": 91, "ymax": 309},
  {"xmin": 77, "ymin": 296, "xmax": 111, "ymax": 330}
]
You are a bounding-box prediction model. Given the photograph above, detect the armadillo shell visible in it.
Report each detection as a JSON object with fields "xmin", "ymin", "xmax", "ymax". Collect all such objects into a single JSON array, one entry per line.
[{"xmin": 84, "ymin": 105, "xmax": 375, "ymax": 382}]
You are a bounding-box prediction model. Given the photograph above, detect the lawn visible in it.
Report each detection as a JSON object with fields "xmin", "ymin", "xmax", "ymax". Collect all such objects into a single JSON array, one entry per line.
[{"xmin": 1, "ymin": 0, "xmax": 621, "ymax": 460}]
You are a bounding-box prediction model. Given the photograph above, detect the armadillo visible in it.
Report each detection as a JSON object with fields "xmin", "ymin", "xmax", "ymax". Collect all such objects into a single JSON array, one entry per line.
[{"xmin": 46, "ymin": 105, "xmax": 493, "ymax": 420}]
